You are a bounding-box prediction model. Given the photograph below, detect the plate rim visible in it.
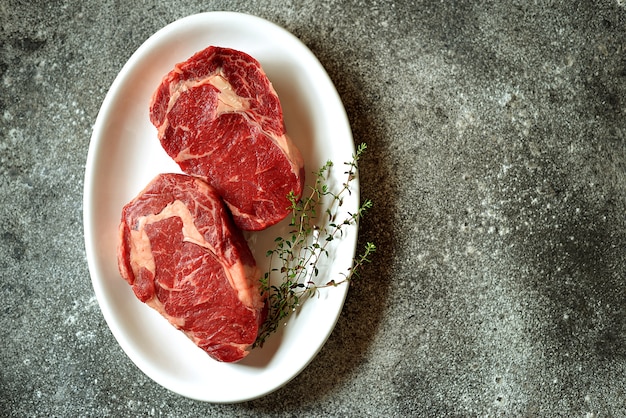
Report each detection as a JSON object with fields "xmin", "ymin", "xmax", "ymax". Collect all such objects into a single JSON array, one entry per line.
[{"xmin": 83, "ymin": 11, "xmax": 358, "ymax": 403}]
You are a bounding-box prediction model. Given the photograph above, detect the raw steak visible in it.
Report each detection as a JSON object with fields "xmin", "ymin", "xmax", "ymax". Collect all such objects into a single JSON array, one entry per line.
[
  {"xmin": 117, "ymin": 173, "xmax": 266, "ymax": 362},
  {"xmin": 150, "ymin": 46, "xmax": 305, "ymax": 231}
]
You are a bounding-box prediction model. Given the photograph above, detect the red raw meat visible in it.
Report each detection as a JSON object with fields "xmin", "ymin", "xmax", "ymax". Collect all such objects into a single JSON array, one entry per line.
[
  {"xmin": 150, "ymin": 46, "xmax": 305, "ymax": 231},
  {"xmin": 117, "ymin": 173, "xmax": 266, "ymax": 362}
]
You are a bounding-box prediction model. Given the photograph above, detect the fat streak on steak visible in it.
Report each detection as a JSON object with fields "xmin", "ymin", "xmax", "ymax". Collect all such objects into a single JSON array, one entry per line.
[
  {"xmin": 150, "ymin": 46, "xmax": 305, "ymax": 231},
  {"xmin": 117, "ymin": 173, "xmax": 266, "ymax": 362}
]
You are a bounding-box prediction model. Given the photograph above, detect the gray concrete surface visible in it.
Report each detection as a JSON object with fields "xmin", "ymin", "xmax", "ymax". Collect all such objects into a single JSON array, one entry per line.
[{"xmin": 2, "ymin": 1, "xmax": 626, "ymax": 416}]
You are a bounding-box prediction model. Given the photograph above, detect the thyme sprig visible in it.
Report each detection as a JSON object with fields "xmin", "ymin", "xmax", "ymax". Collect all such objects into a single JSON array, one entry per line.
[{"xmin": 254, "ymin": 143, "xmax": 376, "ymax": 348}]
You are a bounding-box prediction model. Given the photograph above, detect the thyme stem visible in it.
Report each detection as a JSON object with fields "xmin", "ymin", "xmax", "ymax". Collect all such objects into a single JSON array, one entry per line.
[{"xmin": 254, "ymin": 143, "xmax": 375, "ymax": 348}]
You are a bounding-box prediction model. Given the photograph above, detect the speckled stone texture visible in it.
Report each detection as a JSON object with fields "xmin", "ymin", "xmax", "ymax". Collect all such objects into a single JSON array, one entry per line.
[{"xmin": 2, "ymin": 1, "xmax": 626, "ymax": 416}]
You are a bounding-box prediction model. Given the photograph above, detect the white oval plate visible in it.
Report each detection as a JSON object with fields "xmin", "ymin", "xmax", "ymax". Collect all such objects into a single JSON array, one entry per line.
[{"xmin": 83, "ymin": 12, "xmax": 358, "ymax": 402}]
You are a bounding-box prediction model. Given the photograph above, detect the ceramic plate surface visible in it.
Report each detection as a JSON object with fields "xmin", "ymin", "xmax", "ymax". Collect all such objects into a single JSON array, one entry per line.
[{"xmin": 83, "ymin": 11, "xmax": 358, "ymax": 402}]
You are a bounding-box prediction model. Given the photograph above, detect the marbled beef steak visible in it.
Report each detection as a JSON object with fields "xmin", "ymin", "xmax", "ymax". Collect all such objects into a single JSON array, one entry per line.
[
  {"xmin": 150, "ymin": 46, "xmax": 305, "ymax": 231},
  {"xmin": 117, "ymin": 173, "xmax": 266, "ymax": 362}
]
